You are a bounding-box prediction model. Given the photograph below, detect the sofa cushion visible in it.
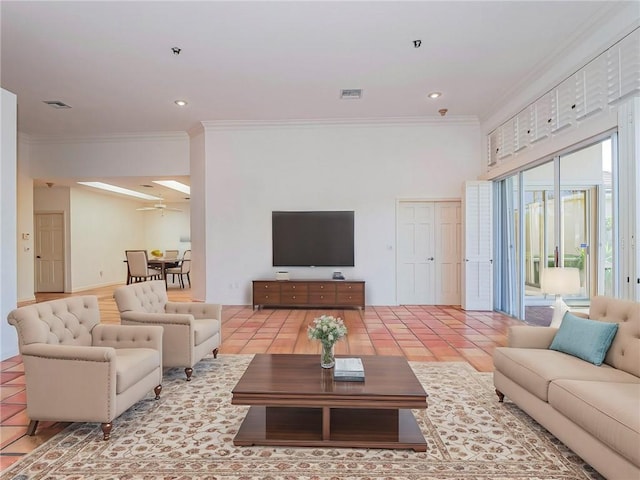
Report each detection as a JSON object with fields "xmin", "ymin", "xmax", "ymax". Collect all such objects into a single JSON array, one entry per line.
[
  {"xmin": 115, "ymin": 348, "xmax": 161, "ymax": 394},
  {"xmin": 193, "ymin": 318, "xmax": 219, "ymax": 346},
  {"xmin": 589, "ymin": 296, "xmax": 640, "ymax": 377},
  {"xmin": 549, "ymin": 312, "xmax": 618, "ymax": 366},
  {"xmin": 549, "ymin": 379, "xmax": 640, "ymax": 466},
  {"xmin": 493, "ymin": 347, "xmax": 638, "ymax": 401}
]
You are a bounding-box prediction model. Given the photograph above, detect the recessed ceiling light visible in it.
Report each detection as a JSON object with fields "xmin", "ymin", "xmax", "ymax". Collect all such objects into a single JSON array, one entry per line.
[
  {"xmin": 174, "ymin": 100, "xmax": 188, "ymax": 107},
  {"xmin": 428, "ymin": 92, "xmax": 442, "ymax": 99},
  {"xmin": 77, "ymin": 182, "xmax": 162, "ymax": 200},
  {"xmin": 152, "ymin": 180, "xmax": 191, "ymax": 195}
]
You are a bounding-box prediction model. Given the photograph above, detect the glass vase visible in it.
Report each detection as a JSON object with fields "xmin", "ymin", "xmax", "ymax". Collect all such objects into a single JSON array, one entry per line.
[{"xmin": 321, "ymin": 342, "xmax": 335, "ymax": 369}]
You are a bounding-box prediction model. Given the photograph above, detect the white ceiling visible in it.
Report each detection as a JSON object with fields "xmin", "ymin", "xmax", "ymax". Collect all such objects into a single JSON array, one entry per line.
[
  {"xmin": 0, "ymin": 1, "xmax": 632, "ymax": 203},
  {"xmin": 35, "ymin": 176, "xmax": 192, "ymax": 204},
  {"xmin": 1, "ymin": 1, "xmax": 625, "ymax": 136}
]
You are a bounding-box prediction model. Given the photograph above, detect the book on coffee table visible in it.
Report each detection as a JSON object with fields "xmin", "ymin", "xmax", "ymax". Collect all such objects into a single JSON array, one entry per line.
[{"xmin": 334, "ymin": 357, "xmax": 365, "ymax": 382}]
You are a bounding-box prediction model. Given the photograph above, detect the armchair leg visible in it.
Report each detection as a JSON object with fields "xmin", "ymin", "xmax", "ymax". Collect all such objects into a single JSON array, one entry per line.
[
  {"xmin": 213, "ymin": 348, "xmax": 219, "ymax": 358},
  {"xmin": 185, "ymin": 367, "xmax": 193, "ymax": 381},
  {"xmin": 154, "ymin": 384, "xmax": 162, "ymax": 400},
  {"xmin": 101, "ymin": 422, "xmax": 112, "ymax": 440},
  {"xmin": 495, "ymin": 389, "xmax": 505, "ymax": 403},
  {"xmin": 27, "ymin": 420, "xmax": 39, "ymax": 436}
]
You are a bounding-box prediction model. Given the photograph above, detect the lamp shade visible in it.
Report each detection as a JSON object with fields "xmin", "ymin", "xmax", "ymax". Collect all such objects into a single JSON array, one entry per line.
[{"xmin": 540, "ymin": 267, "xmax": 581, "ymax": 295}]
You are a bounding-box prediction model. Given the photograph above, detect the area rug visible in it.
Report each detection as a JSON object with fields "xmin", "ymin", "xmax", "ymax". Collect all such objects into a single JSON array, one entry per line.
[{"xmin": 1, "ymin": 355, "xmax": 602, "ymax": 480}]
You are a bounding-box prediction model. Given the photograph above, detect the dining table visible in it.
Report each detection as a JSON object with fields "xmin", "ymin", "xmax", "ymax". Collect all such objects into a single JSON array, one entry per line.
[{"xmin": 147, "ymin": 257, "xmax": 180, "ymax": 287}]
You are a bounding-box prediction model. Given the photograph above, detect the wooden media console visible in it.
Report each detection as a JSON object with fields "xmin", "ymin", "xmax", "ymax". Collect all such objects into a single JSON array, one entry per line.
[{"xmin": 252, "ymin": 280, "xmax": 365, "ymax": 310}]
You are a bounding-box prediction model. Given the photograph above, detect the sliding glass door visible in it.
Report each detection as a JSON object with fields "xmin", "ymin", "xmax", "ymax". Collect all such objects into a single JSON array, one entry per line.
[{"xmin": 494, "ymin": 134, "xmax": 618, "ymax": 324}]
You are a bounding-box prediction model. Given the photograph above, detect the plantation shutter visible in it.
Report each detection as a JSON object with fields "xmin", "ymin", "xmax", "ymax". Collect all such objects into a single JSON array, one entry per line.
[
  {"xmin": 531, "ymin": 92, "xmax": 552, "ymax": 143},
  {"xmin": 498, "ymin": 119, "xmax": 515, "ymax": 161},
  {"xmin": 514, "ymin": 108, "xmax": 531, "ymax": 153},
  {"xmin": 575, "ymin": 54, "xmax": 607, "ymax": 120},
  {"xmin": 607, "ymin": 29, "xmax": 640, "ymax": 104},
  {"xmin": 488, "ymin": 130, "xmax": 499, "ymax": 166},
  {"xmin": 551, "ymin": 77, "xmax": 575, "ymax": 133},
  {"xmin": 462, "ymin": 181, "xmax": 493, "ymax": 311}
]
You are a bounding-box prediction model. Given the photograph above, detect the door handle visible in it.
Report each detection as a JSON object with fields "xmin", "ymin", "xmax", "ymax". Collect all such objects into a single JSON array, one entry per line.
[
  {"xmin": 427, "ymin": 257, "xmax": 434, "ymax": 261},
  {"xmin": 36, "ymin": 255, "xmax": 41, "ymax": 259}
]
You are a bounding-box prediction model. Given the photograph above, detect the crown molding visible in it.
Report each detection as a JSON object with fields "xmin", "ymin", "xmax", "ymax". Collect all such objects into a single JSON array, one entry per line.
[
  {"xmin": 200, "ymin": 116, "xmax": 479, "ymax": 131},
  {"xmin": 21, "ymin": 131, "xmax": 189, "ymax": 145}
]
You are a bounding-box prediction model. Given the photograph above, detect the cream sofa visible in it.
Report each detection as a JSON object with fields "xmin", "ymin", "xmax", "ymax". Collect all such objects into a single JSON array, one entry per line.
[
  {"xmin": 7, "ymin": 296, "xmax": 163, "ymax": 440},
  {"xmin": 493, "ymin": 296, "xmax": 640, "ymax": 479}
]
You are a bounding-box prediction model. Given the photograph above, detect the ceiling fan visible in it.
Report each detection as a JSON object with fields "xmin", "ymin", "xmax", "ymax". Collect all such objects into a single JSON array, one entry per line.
[{"xmin": 136, "ymin": 202, "xmax": 182, "ymax": 214}]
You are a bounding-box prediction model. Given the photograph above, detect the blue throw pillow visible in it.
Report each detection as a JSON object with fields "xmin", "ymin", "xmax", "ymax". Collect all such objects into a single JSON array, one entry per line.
[{"xmin": 549, "ymin": 312, "xmax": 618, "ymax": 366}]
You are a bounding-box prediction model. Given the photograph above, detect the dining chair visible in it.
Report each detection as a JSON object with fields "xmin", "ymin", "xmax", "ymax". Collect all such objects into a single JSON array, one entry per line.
[
  {"xmin": 125, "ymin": 250, "xmax": 162, "ymax": 284},
  {"xmin": 166, "ymin": 249, "xmax": 191, "ymax": 288},
  {"xmin": 164, "ymin": 249, "xmax": 180, "ymax": 268},
  {"xmin": 164, "ymin": 250, "xmax": 179, "ymax": 259}
]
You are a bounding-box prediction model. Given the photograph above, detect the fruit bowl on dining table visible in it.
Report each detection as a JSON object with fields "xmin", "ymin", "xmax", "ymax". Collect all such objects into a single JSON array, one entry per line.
[{"xmin": 150, "ymin": 249, "xmax": 163, "ymax": 258}]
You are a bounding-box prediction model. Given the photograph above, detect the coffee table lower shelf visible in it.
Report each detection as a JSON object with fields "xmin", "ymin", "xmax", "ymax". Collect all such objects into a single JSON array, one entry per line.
[{"xmin": 233, "ymin": 405, "xmax": 427, "ymax": 452}]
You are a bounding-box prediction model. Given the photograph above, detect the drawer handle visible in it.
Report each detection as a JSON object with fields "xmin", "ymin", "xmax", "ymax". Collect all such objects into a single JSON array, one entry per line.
[
  {"xmin": 348, "ymin": 286, "xmax": 352, "ymax": 289},
  {"xmin": 292, "ymin": 295, "xmax": 296, "ymax": 299},
  {"xmin": 320, "ymin": 295, "xmax": 324, "ymax": 299},
  {"xmin": 264, "ymin": 285, "xmax": 269, "ymax": 289},
  {"xmin": 265, "ymin": 295, "xmax": 269, "ymax": 298},
  {"xmin": 292, "ymin": 285, "xmax": 296, "ymax": 289},
  {"xmin": 320, "ymin": 285, "xmax": 324, "ymax": 289},
  {"xmin": 348, "ymin": 296, "xmax": 352, "ymax": 299}
]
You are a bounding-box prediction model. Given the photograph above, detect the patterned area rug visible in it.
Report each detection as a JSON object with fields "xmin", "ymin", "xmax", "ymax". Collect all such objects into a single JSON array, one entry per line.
[{"xmin": 2, "ymin": 355, "xmax": 602, "ymax": 480}]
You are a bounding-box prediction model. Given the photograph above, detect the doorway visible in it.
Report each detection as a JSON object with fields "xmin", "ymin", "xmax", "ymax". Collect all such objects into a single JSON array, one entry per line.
[
  {"xmin": 396, "ymin": 200, "xmax": 462, "ymax": 305},
  {"xmin": 35, "ymin": 212, "xmax": 65, "ymax": 292}
]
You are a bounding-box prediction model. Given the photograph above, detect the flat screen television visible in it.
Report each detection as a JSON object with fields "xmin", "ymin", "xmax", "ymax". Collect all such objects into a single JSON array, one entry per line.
[{"xmin": 272, "ymin": 211, "xmax": 354, "ymax": 267}]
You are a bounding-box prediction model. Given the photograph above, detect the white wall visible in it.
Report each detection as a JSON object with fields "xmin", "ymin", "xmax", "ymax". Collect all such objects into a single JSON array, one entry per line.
[
  {"xmin": 1, "ymin": 89, "xmax": 18, "ymax": 359},
  {"xmin": 189, "ymin": 127, "xmax": 207, "ymax": 301},
  {"xmin": 33, "ymin": 185, "xmax": 189, "ymax": 292},
  {"xmin": 27, "ymin": 132, "xmax": 189, "ymax": 179},
  {"xmin": 199, "ymin": 119, "xmax": 481, "ymax": 305},
  {"xmin": 17, "ymin": 137, "xmax": 35, "ymax": 302}
]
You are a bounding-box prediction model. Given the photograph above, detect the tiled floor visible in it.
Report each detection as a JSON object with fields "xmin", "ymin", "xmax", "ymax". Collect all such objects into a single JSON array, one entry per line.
[{"xmin": 0, "ymin": 285, "xmax": 521, "ymax": 471}]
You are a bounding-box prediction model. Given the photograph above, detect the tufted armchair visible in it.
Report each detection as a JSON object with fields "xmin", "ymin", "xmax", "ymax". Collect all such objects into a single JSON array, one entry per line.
[
  {"xmin": 7, "ymin": 296, "xmax": 163, "ymax": 440},
  {"xmin": 114, "ymin": 280, "xmax": 221, "ymax": 381}
]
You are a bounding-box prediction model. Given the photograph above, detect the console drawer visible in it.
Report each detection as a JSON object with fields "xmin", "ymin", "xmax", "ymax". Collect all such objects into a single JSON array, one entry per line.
[
  {"xmin": 254, "ymin": 282, "xmax": 278, "ymax": 291},
  {"xmin": 308, "ymin": 282, "xmax": 336, "ymax": 294},
  {"xmin": 281, "ymin": 283, "xmax": 308, "ymax": 294},
  {"xmin": 336, "ymin": 282, "xmax": 364, "ymax": 294},
  {"xmin": 308, "ymin": 292, "xmax": 336, "ymax": 304},
  {"xmin": 280, "ymin": 292, "xmax": 308, "ymax": 304},
  {"xmin": 336, "ymin": 292, "xmax": 363, "ymax": 305},
  {"xmin": 253, "ymin": 292, "xmax": 281, "ymax": 305}
]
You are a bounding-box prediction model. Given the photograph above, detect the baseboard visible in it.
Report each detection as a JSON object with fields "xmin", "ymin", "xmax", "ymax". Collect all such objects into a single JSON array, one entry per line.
[{"xmin": 70, "ymin": 280, "xmax": 124, "ymax": 293}]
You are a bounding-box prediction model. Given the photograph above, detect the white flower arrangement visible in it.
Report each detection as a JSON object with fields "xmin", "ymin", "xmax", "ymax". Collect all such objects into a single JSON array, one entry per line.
[{"xmin": 307, "ymin": 315, "xmax": 347, "ymax": 346}]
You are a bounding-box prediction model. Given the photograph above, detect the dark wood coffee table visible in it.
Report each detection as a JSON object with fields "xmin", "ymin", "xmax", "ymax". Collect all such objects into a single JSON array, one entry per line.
[{"xmin": 231, "ymin": 354, "xmax": 428, "ymax": 451}]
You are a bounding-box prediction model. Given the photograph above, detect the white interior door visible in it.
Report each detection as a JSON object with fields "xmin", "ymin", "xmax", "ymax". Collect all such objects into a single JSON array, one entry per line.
[
  {"xmin": 397, "ymin": 202, "xmax": 435, "ymax": 304},
  {"xmin": 35, "ymin": 213, "xmax": 65, "ymax": 292},
  {"xmin": 435, "ymin": 202, "xmax": 462, "ymax": 304},
  {"xmin": 397, "ymin": 200, "xmax": 462, "ymax": 305}
]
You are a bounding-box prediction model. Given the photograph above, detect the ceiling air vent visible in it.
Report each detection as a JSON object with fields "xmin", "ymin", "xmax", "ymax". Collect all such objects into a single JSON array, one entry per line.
[
  {"xmin": 340, "ymin": 89, "xmax": 363, "ymax": 99},
  {"xmin": 43, "ymin": 100, "xmax": 71, "ymax": 109}
]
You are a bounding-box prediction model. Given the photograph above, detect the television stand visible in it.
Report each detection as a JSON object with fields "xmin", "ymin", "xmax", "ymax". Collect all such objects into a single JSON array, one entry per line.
[{"xmin": 252, "ymin": 280, "xmax": 365, "ymax": 310}]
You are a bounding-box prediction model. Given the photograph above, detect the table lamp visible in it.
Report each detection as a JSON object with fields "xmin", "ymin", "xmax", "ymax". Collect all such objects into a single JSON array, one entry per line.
[{"xmin": 540, "ymin": 267, "xmax": 581, "ymax": 327}]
